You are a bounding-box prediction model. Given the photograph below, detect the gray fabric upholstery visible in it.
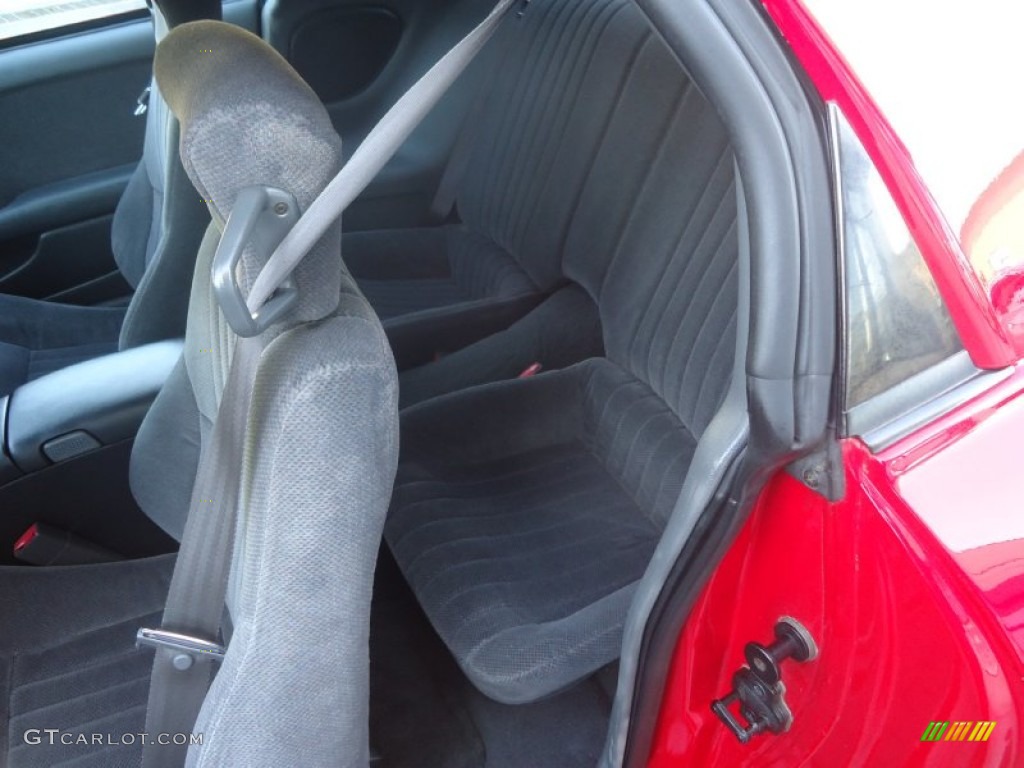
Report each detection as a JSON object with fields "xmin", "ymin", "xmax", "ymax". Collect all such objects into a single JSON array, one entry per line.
[
  {"xmin": 155, "ymin": 22, "xmax": 342, "ymax": 332},
  {"xmin": 0, "ymin": 555, "xmax": 175, "ymax": 767},
  {"xmin": 115, "ymin": 83, "xmax": 211, "ymax": 350},
  {"xmin": 387, "ymin": 360, "xmax": 701, "ymax": 703},
  {"xmin": 347, "ymin": 0, "xmax": 658, "ymax": 365},
  {"xmin": 345, "ymin": 225, "xmax": 544, "ymax": 374},
  {"xmin": 452, "ymin": 0, "xmax": 644, "ymax": 293},
  {"xmin": 190, "ymin": 281, "xmax": 397, "ymax": 767},
  {"xmin": 0, "ymin": 293, "xmax": 124, "ymax": 395},
  {"xmin": 129, "ymin": 357, "xmax": 202, "ymax": 541},
  {"xmin": 350, "ymin": 0, "xmax": 722, "ymax": 398},
  {"xmin": 112, "ymin": 161, "xmax": 158, "ymax": 292},
  {"xmin": 109, "ymin": 84, "xmax": 178, "ymax": 292},
  {"xmin": 151, "ymin": 21, "xmax": 397, "ymax": 767},
  {"xmin": 397, "ymin": 283, "xmax": 603, "ymax": 408},
  {"xmin": 346, "ymin": 226, "xmax": 536, "ymax": 320},
  {"xmin": 385, "ymin": 0, "xmax": 739, "ymax": 704},
  {"xmin": 4, "ymin": 19, "xmax": 397, "ymax": 768}
]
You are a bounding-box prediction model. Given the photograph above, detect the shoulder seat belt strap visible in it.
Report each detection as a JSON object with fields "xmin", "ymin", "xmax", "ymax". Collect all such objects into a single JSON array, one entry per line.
[{"xmin": 428, "ymin": 18, "xmax": 517, "ymax": 221}]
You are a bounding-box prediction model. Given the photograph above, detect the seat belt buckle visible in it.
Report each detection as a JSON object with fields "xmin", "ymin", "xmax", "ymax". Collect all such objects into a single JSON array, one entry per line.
[
  {"xmin": 518, "ymin": 362, "xmax": 543, "ymax": 378},
  {"xmin": 136, "ymin": 628, "xmax": 226, "ymax": 670},
  {"xmin": 13, "ymin": 522, "xmax": 122, "ymax": 565}
]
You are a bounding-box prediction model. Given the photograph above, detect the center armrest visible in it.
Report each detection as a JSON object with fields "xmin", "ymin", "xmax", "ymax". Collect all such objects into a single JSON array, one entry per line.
[{"xmin": 3, "ymin": 339, "xmax": 183, "ymax": 477}]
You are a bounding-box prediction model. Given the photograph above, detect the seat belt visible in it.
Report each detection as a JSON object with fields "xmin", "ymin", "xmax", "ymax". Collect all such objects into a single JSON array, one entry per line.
[
  {"xmin": 139, "ymin": 1, "xmax": 519, "ymax": 765},
  {"xmin": 427, "ymin": 25, "xmax": 513, "ymax": 221},
  {"xmin": 245, "ymin": 0, "xmax": 518, "ymax": 313},
  {"xmin": 431, "ymin": 0, "xmax": 536, "ymax": 221}
]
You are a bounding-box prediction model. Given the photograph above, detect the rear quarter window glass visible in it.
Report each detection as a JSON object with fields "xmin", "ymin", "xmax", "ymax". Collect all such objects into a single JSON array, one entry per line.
[{"xmin": 838, "ymin": 113, "xmax": 963, "ymax": 407}]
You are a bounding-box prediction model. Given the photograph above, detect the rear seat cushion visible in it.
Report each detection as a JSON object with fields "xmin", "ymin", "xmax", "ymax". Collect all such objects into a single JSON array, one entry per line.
[{"xmin": 386, "ymin": 359, "xmax": 697, "ymax": 704}]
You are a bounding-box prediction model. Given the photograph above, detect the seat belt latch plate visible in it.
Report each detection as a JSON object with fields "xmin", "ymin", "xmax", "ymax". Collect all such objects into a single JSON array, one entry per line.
[{"xmin": 137, "ymin": 628, "xmax": 226, "ymax": 670}]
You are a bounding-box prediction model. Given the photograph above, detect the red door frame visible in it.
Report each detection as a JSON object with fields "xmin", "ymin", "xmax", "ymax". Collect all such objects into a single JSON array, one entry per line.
[
  {"xmin": 644, "ymin": 1, "xmax": 1024, "ymax": 764},
  {"xmin": 646, "ymin": 366, "xmax": 1024, "ymax": 767}
]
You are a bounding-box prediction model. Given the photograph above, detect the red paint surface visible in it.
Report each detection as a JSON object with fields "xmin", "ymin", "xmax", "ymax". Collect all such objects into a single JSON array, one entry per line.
[
  {"xmin": 643, "ymin": 2, "xmax": 1024, "ymax": 763},
  {"xmin": 646, "ymin": 364, "xmax": 1024, "ymax": 766},
  {"xmin": 759, "ymin": 0, "xmax": 1016, "ymax": 369}
]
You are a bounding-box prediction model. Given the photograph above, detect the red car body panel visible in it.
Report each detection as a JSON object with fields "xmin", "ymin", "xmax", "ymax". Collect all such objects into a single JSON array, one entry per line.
[
  {"xmin": 647, "ymin": 365, "xmax": 1024, "ymax": 766},
  {"xmin": 645, "ymin": 0, "xmax": 1024, "ymax": 763}
]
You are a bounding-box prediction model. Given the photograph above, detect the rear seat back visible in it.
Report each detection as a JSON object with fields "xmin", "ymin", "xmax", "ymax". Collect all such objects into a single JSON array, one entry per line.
[
  {"xmin": 560, "ymin": 37, "xmax": 738, "ymax": 440},
  {"xmin": 445, "ymin": 0, "xmax": 737, "ymax": 418},
  {"xmin": 454, "ymin": 0, "xmax": 649, "ymax": 293},
  {"xmin": 463, "ymin": 0, "xmax": 738, "ymax": 435},
  {"xmin": 346, "ymin": 0, "xmax": 655, "ymax": 378}
]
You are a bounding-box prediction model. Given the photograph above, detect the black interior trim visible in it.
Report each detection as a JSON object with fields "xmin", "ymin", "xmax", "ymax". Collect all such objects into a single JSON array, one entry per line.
[
  {"xmin": 0, "ymin": 215, "xmax": 130, "ymax": 303},
  {"xmin": 0, "ymin": 440, "xmax": 177, "ymax": 564},
  {"xmin": 287, "ymin": 6, "xmax": 403, "ymax": 103},
  {"xmin": 0, "ymin": 164, "xmax": 134, "ymax": 243},
  {"xmin": 6, "ymin": 339, "xmax": 183, "ymax": 474}
]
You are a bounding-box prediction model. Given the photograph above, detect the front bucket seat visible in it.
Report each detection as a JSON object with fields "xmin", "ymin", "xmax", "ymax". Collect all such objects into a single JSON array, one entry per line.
[{"xmin": 0, "ymin": 21, "xmax": 398, "ymax": 767}]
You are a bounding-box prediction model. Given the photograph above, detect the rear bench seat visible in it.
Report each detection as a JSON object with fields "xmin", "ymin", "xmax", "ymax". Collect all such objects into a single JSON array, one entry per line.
[{"xmin": 379, "ymin": 0, "xmax": 739, "ymax": 704}]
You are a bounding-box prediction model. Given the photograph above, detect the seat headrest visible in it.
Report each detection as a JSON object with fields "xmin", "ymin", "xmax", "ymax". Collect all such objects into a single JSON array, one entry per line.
[{"xmin": 155, "ymin": 20, "xmax": 343, "ymax": 325}]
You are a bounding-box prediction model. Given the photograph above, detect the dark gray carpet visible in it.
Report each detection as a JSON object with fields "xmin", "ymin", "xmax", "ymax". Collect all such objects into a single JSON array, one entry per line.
[{"xmin": 370, "ymin": 548, "xmax": 486, "ymax": 768}]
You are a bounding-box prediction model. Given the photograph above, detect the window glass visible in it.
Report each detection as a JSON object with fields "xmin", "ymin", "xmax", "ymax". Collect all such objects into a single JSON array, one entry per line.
[
  {"xmin": 838, "ymin": 111, "xmax": 963, "ymax": 407},
  {"xmin": 0, "ymin": 0, "xmax": 146, "ymax": 42}
]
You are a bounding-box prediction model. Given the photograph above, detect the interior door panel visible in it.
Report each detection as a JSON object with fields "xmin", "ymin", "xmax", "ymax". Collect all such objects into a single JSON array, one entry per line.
[
  {"xmin": 0, "ymin": 0, "xmax": 257, "ymax": 305},
  {"xmin": 0, "ymin": 24, "xmax": 152, "ymax": 209},
  {"xmin": 263, "ymin": 0, "xmax": 498, "ymax": 231},
  {"xmin": 0, "ymin": 164, "xmax": 136, "ymax": 303},
  {"xmin": 0, "ymin": 22, "xmax": 151, "ymax": 303},
  {"xmin": 0, "ymin": 0, "xmax": 490, "ymax": 305}
]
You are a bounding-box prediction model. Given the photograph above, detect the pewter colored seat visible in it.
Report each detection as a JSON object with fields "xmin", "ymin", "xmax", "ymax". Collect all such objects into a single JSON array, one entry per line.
[{"xmin": 1, "ymin": 21, "xmax": 398, "ymax": 767}]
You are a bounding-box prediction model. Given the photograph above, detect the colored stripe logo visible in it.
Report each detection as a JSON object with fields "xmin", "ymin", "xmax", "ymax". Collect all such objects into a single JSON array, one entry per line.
[{"xmin": 921, "ymin": 721, "xmax": 996, "ymax": 742}]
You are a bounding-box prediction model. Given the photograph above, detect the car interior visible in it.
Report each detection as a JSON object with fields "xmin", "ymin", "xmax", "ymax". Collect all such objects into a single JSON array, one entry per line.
[{"xmin": 0, "ymin": 0, "xmax": 836, "ymax": 765}]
